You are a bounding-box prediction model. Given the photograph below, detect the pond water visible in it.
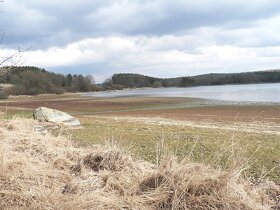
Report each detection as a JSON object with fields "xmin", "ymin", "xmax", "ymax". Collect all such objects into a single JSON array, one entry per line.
[{"xmin": 87, "ymin": 83, "xmax": 280, "ymax": 103}]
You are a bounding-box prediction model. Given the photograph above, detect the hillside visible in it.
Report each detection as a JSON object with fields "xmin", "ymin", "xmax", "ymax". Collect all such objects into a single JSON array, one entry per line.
[
  {"xmin": 105, "ymin": 70, "xmax": 280, "ymax": 88},
  {"xmin": 0, "ymin": 66, "xmax": 95, "ymax": 98},
  {"xmin": 0, "ymin": 118, "xmax": 279, "ymax": 209}
]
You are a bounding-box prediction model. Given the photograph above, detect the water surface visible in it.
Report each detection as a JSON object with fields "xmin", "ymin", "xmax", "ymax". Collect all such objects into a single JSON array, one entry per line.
[{"xmin": 87, "ymin": 83, "xmax": 280, "ymax": 103}]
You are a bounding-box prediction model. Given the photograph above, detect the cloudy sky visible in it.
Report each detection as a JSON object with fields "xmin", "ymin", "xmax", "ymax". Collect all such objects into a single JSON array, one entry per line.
[{"xmin": 1, "ymin": 0, "xmax": 280, "ymax": 82}]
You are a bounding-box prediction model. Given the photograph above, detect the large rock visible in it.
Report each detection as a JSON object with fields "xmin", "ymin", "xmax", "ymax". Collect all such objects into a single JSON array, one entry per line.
[{"xmin": 33, "ymin": 107, "xmax": 80, "ymax": 126}]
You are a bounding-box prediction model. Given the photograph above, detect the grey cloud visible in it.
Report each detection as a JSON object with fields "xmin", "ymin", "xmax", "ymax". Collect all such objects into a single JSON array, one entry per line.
[
  {"xmin": 2, "ymin": 0, "xmax": 280, "ymax": 49},
  {"xmin": 2, "ymin": 0, "xmax": 280, "ymax": 81}
]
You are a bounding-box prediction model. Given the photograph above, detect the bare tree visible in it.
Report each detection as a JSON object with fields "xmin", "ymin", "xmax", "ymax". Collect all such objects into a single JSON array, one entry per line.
[{"xmin": 86, "ymin": 75, "xmax": 95, "ymax": 85}]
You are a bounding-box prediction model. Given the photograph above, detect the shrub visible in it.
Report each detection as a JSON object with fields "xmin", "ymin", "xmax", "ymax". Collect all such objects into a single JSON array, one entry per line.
[{"xmin": 0, "ymin": 90, "xmax": 9, "ymax": 99}]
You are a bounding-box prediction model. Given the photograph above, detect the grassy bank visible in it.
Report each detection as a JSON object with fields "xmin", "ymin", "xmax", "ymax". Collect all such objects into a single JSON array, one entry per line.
[
  {"xmin": 72, "ymin": 116, "xmax": 280, "ymax": 184},
  {"xmin": 0, "ymin": 118, "xmax": 279, "ymax": 209}
]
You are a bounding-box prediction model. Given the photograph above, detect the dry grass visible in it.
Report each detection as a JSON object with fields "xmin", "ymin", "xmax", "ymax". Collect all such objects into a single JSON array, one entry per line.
[
  {"xmin": 0, "ymin": 118, "xmax": 279, "ymax": 209},
  {"xmin": 72, "ymin": 116, "xmax": 280, "ymax": 183}
]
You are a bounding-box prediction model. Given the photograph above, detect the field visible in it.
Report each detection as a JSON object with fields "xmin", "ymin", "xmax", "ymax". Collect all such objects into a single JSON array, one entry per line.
[{"xmin": 0, "ymin": 93, "xmax": 280, "ymax": 184}]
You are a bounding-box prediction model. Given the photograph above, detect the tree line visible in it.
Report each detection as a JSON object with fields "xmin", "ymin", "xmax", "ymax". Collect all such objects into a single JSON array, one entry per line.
[
  {"xmin": 1, "ymin": 66, "xmax": 280, "ymax": 99},
  {"xmin": 0, "ymin": 66, "xmax": 97, "ymax": 98},
  {"xmin": 103, "ymin": 70, "xmax": 280, "ymax": 89}
]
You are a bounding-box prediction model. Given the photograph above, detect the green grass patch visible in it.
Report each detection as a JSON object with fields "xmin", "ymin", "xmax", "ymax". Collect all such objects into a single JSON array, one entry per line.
[
  {"xmin": 71, "ymin": 117, "xmax": 280, "ymax": 184},
  {"xmin": 0, "ymin": 110, "xmax": 33, "ymax": 119}
]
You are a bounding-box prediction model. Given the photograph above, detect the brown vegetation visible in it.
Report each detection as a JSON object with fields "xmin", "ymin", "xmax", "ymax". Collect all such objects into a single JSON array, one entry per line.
[
  {"xmin": 100, "ymin": 105, "xmax": 280, "ymax": 124},
  {"xmin": 1, "ymin": 94, "xmax": 280, "ymax": 124},
  {"xmin": 0, "ymin": 118, "xmax": 279, "ymax": 209}
]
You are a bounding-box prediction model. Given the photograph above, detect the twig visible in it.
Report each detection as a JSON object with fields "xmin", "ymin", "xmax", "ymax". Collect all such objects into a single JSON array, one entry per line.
[
  {"xmin": 0, "ymin": 32, "xmax": 5, "ymax": 45},
  {"xmin": 0, "ymin": 45, "xmax": 32, "ymax": 66}
]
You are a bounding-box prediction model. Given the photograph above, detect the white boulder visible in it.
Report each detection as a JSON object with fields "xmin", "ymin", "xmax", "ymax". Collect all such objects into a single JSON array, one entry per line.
[{"xmin": 33, "ymin": 107, "xmax": 80, "ymax": 126}]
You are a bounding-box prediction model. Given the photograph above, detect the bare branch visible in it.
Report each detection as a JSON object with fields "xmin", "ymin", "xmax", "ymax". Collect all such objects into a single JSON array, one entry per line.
[
  {"xmin": 0, "ymin": 32, "xmax": 5, "ymax": 45},
  {"xmin": 0, "ymin": 45, "xmax": 32, "ymax": 66},
  {"xmin": 0, "ymin": 1, "xmax": 31, "ymax": 67}
]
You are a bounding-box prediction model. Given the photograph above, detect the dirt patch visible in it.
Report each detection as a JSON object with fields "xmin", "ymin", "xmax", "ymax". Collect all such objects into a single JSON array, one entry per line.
[
  {"xmin": 101, "ymin": 105, "xmax": 280, "ymax": 123},
  {"xmin": 83, "ymin": 153, "xmax": 104, "ymax": 171},
  {"xmin": 0, "ymin": 94, "xmax": 202, "ymax": 114},
  {"xmin": 138, "ymin": 173, "xmax": 164, "ymax": 192}
]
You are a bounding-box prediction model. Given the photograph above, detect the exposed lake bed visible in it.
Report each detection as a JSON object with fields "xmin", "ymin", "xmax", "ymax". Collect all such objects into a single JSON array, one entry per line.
[{"xmin": 1, "ymin": 89, "xmax": 280, "ymax": 183}]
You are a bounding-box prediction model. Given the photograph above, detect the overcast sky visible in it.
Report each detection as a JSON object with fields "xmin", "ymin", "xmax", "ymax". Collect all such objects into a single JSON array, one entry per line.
[{"xmin": 1, "ymin": 0, "xmax": 280, "ymax": 82}]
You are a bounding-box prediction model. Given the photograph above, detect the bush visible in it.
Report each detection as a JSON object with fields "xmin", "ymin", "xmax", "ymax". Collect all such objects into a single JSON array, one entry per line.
[
  {"xmin": 91, "ymin": 85, "xmax": 104, "ymax": 92},
  {"xmin": 0, "ymin": 90, "xmax": 9, "ymax": 99}
]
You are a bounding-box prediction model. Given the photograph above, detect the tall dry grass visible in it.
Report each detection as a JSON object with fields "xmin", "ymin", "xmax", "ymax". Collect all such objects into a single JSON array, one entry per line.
[{"xmin": 0, "ymin": 118, "xmax": 279, "ymax": 210}]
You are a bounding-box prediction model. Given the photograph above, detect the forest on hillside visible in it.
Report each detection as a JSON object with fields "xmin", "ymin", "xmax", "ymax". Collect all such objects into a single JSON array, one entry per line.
[
  {"xmin": 0, "ymin": 66, "xmax": 97, "ymax": 98},
  {"xmin": 103, "ymin": 70, "xmax": 280, "ymax": 89}
]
